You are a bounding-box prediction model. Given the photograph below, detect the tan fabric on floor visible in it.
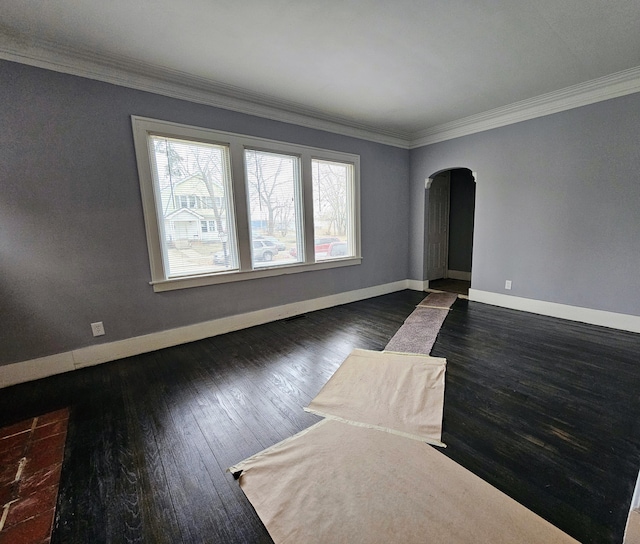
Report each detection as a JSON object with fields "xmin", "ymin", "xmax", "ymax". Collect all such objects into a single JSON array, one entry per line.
[
  {"xmin": 418, "ymin": 291, "xmax": 459, "ymax": 309},
  {"xmin": 625, "ymin": 509, "xmax": 640, "ymax": 544},
  {"xmin": 403, "ymin": 306, "xmax": 450, "ymax": 326},
  {"xmin": 383, "ymin": 293, "xmax": 456, "ymax": 355},
  {"xmin": 384, "ymin": 311, "xmax": 449, "ymax": 355},
  {"xmin": 304, "ymin": 349, "xmax": 446, "ymax": 446},
  {"xmin": 230, "ymin": 419, "xmax": 578, "ymax": 544}
]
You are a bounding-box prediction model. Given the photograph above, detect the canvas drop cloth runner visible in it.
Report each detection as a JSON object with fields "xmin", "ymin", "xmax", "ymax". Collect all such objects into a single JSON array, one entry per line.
[{"xmin": 384, "ymin": 291, "xmax": 458, "ymax": 355}]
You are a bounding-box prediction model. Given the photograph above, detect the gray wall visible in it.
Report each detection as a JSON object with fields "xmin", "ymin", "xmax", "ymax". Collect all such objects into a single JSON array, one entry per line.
[
  {"xmin": 0, "ymin": 60, "xmax": 410, "ymax": 367},
  {"xmin": 410, "ymin": 92, "xmax": 640, "ymax": 317},
  {"xmin": 4, "ymin": 57, "xmax": 639, "ymax": 369},
  {"xmin": 448, "ymin": 168, "xmax": 475, "ymax": 273}
]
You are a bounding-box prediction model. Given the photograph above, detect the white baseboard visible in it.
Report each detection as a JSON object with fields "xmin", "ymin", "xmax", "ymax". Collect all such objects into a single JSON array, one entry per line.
[
  {"xmin": 469, "ymin": 289, "xmax": 640, "ymax": 333},
  {"xmin": 447, "ymin": 270, "xmax": 471, "ymax": 281},
  {"xmin": 8, "ymin": 282, "xmax": 635, "ymax": 389},
  {"xmin": 1, "ymin": 280, "xmax": 418, "ymax": 389},
  {"xmin": 406, "ymin": 279, "xmax": 428, "ymax": 292},
  {"xmin": 0, "ymin": 352, "xmax": 76, "ymax": 389}
]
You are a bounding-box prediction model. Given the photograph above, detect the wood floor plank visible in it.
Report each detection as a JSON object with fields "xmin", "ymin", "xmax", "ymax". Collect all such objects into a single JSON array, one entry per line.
[{"xmin": 120, "ymin": 352, "xmax": 197, "ymax": 544}]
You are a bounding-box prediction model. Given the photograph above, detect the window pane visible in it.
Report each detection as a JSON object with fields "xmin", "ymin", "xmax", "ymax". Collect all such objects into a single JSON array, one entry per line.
[
  {"xmin": 312, "ymin": 159, "xmax": 354, "ymax": 260},
  {"xmin": 150, "ymin": 136, "xmax": 237, "ymax": 276},
  {"xmin": 245, "ymin": 149, "xmax": 302, "ymax": 268}
]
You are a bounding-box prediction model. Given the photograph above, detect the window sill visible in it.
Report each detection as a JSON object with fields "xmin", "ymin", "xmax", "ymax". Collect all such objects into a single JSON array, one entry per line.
[{"xmin": 150, "ymin": 257, "xmax": 362, "ymax": 292}]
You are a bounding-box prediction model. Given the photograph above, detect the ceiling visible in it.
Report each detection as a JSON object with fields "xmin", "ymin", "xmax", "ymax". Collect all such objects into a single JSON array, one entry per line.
[{"xmin": 2, "ymin": 1, "xmax": 640, "ymax": 146}]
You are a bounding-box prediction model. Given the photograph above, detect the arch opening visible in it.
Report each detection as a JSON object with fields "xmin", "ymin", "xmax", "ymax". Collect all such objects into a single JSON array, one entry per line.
[{"xmin": 424, "ymin": 168, "xmax": 475, "ymax": 295}]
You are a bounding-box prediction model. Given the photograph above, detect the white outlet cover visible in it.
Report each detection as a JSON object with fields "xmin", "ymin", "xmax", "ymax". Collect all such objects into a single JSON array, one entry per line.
[
  {"xmin": 91, "ymin": 321, "xmax": 105, "ymax": 336},
  {"xmin": 505, "ymin": 280, "xmax": 512, "ymax": 290}
]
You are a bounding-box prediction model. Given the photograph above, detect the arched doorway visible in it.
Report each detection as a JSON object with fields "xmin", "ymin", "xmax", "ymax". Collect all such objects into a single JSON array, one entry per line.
[{"xmin": 426, "ymin": 168, "xmax": 476, "ymax": 294}]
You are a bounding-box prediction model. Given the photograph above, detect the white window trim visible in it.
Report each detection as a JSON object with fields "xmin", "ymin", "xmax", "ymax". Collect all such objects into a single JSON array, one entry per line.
[{"xmin": 131, "ymin": 116, "xmax": 362, "ymax": 292}]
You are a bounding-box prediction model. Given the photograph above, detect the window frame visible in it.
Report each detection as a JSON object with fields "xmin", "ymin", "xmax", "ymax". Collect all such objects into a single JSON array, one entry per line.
[{"xmin": 131, "ymin": 116, "xmax": 361, "ymax": 292}]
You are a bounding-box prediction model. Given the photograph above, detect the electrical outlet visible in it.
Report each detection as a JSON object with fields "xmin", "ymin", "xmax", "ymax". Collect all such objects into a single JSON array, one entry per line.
[
  {"xmin": 505, "ymin": 280, "xmax": 512, "ymax": 290},
  {"xmin": 91, "ymin": 321, "xmax": 105, "ymax": 337}
]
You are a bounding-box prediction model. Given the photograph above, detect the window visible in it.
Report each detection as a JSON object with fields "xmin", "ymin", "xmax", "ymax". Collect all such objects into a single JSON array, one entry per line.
[
  {"xmin": 200, "ymin": 220, "xmax": 217, "ymax": 233},
  {"xmin": 175, "ymin": 194, "xmax": 210, "ymax": 209},
  {"xmin": 132, "ymin": 117, "xmax": 360, "ymax": 291},
  {"xmin": 146, "ymin": 135, "xmax": 237, "ymax": 277},
  {"xmin": 312, "ymin": 159, "xmax": 356, "ymax": 261},
  {"xmin": 245, "ymin": 149, "xmax": 303, "ymax": 268}
]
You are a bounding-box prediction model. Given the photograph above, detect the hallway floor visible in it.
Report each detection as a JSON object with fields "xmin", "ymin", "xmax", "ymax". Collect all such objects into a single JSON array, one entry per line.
[{"xmin": 428, "ymin": 278, "xmax": 470, "ymax": 295}]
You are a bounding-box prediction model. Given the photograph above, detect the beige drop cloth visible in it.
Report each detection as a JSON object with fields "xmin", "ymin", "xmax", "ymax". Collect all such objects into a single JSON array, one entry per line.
[
  {"xmin": 625, "ymin": 509, "xmax": 640, "ymax": 543},
  {"xmin": 304, "ymin": 349, "xmax": 446, "ymax": 446},
  {"xmin": 418, "ymin": 291, "xmax": 459, "ymax": 309},
  {"xmin": 230, "ymin": 419, "xmax": 578, "ymax": 544},
  {"xmin": 384, "ymin": 292, "xmax": 456, "ymax": 355}
]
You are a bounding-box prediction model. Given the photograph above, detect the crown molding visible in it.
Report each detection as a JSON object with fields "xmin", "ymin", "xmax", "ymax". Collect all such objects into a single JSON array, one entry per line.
[
  {"xmin": 0, "ymin": 33, "xmax": 412, "ymax": 149},
  {"xmin": 2, "ymin": 32, "xmax": 639, "ymax": 151},
  {"xmin": 409, "ymin": 66, "xmax": 640, "ymax": 148}
]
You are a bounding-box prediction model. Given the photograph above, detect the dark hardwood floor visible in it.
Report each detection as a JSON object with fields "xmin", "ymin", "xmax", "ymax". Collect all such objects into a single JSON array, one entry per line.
[{"xmin": 0, "ymin": 290, "xmax": 639, "ymax": 544}]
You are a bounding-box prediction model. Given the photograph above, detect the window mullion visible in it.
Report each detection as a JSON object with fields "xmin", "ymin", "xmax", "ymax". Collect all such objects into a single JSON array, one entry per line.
[
  {"xmin": 229, "ymin": 140, "xmax": 252, "ymax": 272},
  {"xmin": 300, "ymin": 153, "xmax": 315, "ymax": 264}
]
